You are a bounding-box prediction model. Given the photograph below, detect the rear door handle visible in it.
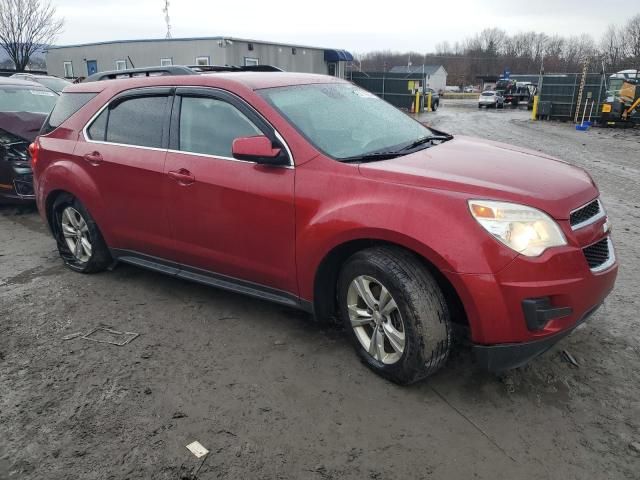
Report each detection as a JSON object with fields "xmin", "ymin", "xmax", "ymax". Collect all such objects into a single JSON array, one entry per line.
[
  {"xmin": 83, "ymin": 151, "xmax": 103, "ymax": 165},
  {"xmin": 168, "ymin": 168, "xmax": 195, "ymax": 186}
]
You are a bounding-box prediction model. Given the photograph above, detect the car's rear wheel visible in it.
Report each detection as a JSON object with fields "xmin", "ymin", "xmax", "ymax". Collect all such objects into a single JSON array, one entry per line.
[
  {"xmin": 338, "ymin": 246, "xmax": 451, "ymax": 384},
  {"xmin": 52, "ymin": 195, "xmax": 111, "ymax": 273},
  {"xmin": 431, "ymin": 101, "xmax": 438, "ymax": 111}
]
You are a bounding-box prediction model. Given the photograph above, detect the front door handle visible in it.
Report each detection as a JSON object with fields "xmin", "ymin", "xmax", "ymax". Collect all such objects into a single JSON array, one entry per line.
[
  {"xmin": 83, "ymin": 151, "xmax": 103, "ymax": 165},
  {"xmin": 168, "ymin": 168, "xmax": 195, "ymax": 186}
]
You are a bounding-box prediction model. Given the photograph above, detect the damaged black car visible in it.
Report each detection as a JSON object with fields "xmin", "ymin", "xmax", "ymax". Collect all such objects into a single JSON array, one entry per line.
[{"xmin": 0, "ymin": 77, "xmax": 58, "ymax": 203}]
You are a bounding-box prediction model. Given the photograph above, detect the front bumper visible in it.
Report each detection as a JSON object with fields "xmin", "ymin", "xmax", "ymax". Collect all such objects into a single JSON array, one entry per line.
[
  {"xmin": 0, "ymin": 182, "xmax": 35, "ymax": 203},
  {"xmin": 0, "ymin": 164, "xmax": 34, "ymax": 204},
  {"xmin": 473, "ymin": 303, "xmax": 601, "ymax": 372},
  {"xmin": 445, "ymin": 208, "xmax": 617, "ymax": 371}
]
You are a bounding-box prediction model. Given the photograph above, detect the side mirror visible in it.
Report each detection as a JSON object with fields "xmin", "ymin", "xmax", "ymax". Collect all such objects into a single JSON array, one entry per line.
[{"xmin": 232, "ymin": 135, "xmax": 288, "ymax": 166}]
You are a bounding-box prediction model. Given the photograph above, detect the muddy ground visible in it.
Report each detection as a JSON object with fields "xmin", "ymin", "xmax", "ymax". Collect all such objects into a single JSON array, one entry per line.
[{"xmin": 1, "ymin": 105, "xmax": 639, "ymax": 480}]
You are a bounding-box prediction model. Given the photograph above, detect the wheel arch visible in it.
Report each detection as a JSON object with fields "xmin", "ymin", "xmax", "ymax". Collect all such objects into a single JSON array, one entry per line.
[
  {"xmin": 312, "ymin": 238, "xmax": 469, "ymax": 336},
  {"xmin": 41, "ymin": 165, "xmax": 110, "ymax": 244},
  {"xmin": 45, "ymin": 189, "xmax": 74, "ymax": 231}
]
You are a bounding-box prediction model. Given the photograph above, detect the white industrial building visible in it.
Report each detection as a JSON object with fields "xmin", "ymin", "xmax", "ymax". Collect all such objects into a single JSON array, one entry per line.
[{"xmin": 45, "ymin": 36, "xmax": 354, "ymax": 79}]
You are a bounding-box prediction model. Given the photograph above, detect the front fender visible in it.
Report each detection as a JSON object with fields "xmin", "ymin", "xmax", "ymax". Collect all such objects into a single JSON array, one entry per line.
[{"xmin": 294, "ymin": 157, "xmax": 518, "ymax": 301}]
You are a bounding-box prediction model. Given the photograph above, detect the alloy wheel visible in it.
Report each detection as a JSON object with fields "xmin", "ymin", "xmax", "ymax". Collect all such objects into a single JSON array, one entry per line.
[
  {"xmin": 346, "ymin": 275, "xmax": 405, "ymax": 364},
  {"xmin": 61, "ymin": 206, "xmax": 92, "ymax": 263}
]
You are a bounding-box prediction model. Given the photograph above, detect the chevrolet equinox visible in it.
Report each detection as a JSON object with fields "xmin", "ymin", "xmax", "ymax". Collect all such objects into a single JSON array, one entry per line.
[{"xmin": 31, "ymin": 72, "xmax": 618, "ymax": 384}]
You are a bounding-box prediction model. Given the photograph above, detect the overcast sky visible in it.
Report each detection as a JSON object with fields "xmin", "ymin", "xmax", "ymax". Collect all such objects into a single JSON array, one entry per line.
[{"xmin": 54, "ymin": 0, "xmax": 632, "ymax": 53}]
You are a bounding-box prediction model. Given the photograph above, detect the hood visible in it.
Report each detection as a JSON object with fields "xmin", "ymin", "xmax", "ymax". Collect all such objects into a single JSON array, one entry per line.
[
  {"xmin": 0, "ymin": 112, "xmax": 48, "ymax": 143},
  {"xmin": 358, "ymin": 136, "xmax": 597, "ymax": 220}
]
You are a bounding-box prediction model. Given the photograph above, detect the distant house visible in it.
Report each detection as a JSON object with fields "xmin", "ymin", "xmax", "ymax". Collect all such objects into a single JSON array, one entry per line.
[{"xmin": 388, "ymin": 65, "xmax": 447, "ymax": 92}]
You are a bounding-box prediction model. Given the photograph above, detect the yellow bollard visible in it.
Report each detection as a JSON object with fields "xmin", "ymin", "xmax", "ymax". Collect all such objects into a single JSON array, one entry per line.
[
  {"xmin": 531, "ymin": 95, "xmax": 539, "ymax": 120},
  {"xmin": 427, "ymin": 92, "xmax": 432, "ymax": 112},
  {"xmin": 415, "ymin": 91, "xmax": 420, "ymax": 113}
]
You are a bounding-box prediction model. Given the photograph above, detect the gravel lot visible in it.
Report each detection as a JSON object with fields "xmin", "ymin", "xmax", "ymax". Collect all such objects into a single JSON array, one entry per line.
[{"xmin": 1, "ymin": 104, "xmax": 639, "ymax": 480}]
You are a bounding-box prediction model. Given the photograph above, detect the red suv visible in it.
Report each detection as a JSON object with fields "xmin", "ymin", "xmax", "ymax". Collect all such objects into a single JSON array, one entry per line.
[{"xmin": 32, "ymin": 72, "xmax": 617, "ymax": 384}]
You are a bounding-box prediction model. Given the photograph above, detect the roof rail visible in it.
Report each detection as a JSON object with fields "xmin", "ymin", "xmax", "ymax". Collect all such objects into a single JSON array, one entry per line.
[
  {"xmin": 83, "ymin": 64, "xmax": 283, "ymax": 83},
  {"xmin": 84, "ymin": 65, "xmax": 198, "ymax": 82},
  {"xmin": 187, "ymin": 64, "xmax": 283, "ymax": 72}
]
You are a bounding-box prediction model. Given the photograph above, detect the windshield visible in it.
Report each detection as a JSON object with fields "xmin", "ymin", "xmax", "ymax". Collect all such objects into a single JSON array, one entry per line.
[
  {"xmin": 259, "ymin": 83, "xmax": 435, "ymax": 160},
  {"xmin": 0, "ymin": 86, "xmax": 57, "ymax": 114},
  {"xmin": 36, "ymin": 77, "xmax": 71, "ymax": 93}
]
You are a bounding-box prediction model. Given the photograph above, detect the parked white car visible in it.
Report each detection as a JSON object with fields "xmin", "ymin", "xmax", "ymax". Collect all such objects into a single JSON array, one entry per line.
[{"xmin": 478, "ymin": 91, "xmax": 505, "ymax": 109}]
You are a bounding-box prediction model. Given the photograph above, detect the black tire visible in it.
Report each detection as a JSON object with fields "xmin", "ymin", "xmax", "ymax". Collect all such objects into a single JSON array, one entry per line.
[
  {"xmin": 337, "ymin": 246, "xmax": 451, "ymax": 384},
  {"xmin": 478, "ymin": 104, "xmax": 482, "ymax": 109},
  {"xmin": 431, "ymin": 101, "xmax": 438, "ymax": 111},
  {"xmin": 51, "ymin": 194, "xmax": 111, "ymax": 273}
]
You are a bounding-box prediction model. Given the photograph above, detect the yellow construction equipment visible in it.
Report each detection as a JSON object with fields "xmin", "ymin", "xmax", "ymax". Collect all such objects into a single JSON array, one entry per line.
[{"xmin": 601, "ymin": 70, "xmax": 639, "ymax": 127}]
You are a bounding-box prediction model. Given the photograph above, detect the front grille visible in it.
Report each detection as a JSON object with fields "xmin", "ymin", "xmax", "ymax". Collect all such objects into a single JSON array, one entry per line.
[
  {"xmin": 570, "ymin": 199, "xmax": 601, "ymax": 228},
  {"xmin": 583, "ymin": 237, "xmax": 611, "ymax": 270},
  {"xmin": 13, "ymin": 175, "xmax": 34, "ymax": 197}
]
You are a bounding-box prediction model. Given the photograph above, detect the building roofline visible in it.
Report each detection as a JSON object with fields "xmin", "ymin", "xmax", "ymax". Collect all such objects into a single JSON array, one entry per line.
[
  {"xmin": 46, "ymin": 36, "xmax": 340, "ymax": 52},
  {"xmin": 388, "ymin": 65, "xmax": 446, "ymax": 74}
]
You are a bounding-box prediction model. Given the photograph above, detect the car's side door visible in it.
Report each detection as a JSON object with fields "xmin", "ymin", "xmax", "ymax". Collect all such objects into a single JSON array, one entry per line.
[
  {"xmin": 163, "ymin": 87, "xmax": 297, "ymax": 296},
  {"xmin": 75, "ymin": 87, "xmax": 178, "ymax": 260}
]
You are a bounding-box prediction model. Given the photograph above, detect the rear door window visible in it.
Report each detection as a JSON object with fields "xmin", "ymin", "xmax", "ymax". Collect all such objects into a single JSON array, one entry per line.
[
  {"xmin": 41, "ymin": 92, "xmax": 96, "ymax": 134},
  {"xmin": 105, "ymin": 96, "xmax": 168, "ymax": 148},
  {"xmin": 178, "ymin": 96, "xmax": 261, "ymax": 157}
]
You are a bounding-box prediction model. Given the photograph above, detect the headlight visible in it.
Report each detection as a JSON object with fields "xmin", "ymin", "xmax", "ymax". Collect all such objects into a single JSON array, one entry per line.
[{"xmin": 468, "ymin": 200, "xmax": 567, "ymax": 257}]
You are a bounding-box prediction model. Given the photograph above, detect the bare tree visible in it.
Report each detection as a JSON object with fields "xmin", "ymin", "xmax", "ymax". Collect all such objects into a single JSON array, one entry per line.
[
  {"xmin": 356, "ymin": 13, "xmax": 640, "ymax": 82},
  {"xmin": 600, "ymin": 25, "xmax": 625, "ymax": 70},
  {"xmin": 0, "ymin": 0, "xmax": 63, "ymax": 71},
  {"xmin": 477, "ymin": 28, "xmax": 506, "ymax": 56},
  {"xmin": 434, "ymin": 41, "xmax": 452, "ymax": 56},
  {"xmin": 623, "ymin": 14, "xmax": 640, "ymax": 59}
]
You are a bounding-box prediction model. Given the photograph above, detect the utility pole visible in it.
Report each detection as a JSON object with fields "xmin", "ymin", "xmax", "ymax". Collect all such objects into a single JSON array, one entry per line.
[{"xmin": 163, "ymin": 0, "xmax": 172, "ymax": 39}]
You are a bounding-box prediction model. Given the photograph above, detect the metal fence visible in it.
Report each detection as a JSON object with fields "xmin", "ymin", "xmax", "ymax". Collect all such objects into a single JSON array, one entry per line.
[
  {"xmin": 537, "ymin": 73, "xmax": 608, "ymax": 122},
  {"xmin": 349, "ymin": 72, "xmax": 429, "ymax": 110},
  {"xmin": 351, "ymin": 70, "xmax": 637, "ymax": 124}
]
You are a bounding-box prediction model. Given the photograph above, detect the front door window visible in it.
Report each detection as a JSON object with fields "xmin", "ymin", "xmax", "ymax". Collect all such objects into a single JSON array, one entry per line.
[{"xmin": 178, "ymin": 96, "xmax": 261, "ymax": 158}]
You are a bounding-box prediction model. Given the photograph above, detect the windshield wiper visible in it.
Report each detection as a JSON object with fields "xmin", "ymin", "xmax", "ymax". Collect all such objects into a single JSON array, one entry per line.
[
  {"xmin": 340, "ymin": 151, "xmax": 403, "ymax": 163},
  {"xmin": 399, "ymin": 134, "xmax": 453, "ymax": 152},
  {"xmin": 340, "ymin": 130, "xmax": 455, "ymax": 163}
]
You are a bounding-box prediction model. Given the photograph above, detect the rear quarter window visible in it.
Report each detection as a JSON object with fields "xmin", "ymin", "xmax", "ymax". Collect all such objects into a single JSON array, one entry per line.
[{"xmin": 41, "ymin": 92, "xmax": 97, "ymax": 135}]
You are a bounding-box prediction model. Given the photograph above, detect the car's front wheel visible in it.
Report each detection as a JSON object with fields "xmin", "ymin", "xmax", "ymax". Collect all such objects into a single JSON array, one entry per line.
[
  {"xmin": 338, "ymin": 247, "xmax": 451, "ymax": 384},
  {"xmin": 52, "ymin": 194, "xmax": 111, "ymax": 273}
]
